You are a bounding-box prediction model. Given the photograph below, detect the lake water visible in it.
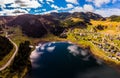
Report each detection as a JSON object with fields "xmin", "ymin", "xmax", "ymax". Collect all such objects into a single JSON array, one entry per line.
[{"xmin": 26, "ymin": 42, "xmax": 120, "ymax": 78}]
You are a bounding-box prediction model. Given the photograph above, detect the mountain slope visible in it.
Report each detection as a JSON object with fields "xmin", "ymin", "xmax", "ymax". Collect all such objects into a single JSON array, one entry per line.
[
  {"xmin": 0, "ymin": 12, "xmax": 105, "ymax": 38},
  {"xmin": 6, "ymin": 14, "xmax": 64, "ymax": 37},
  {"xmin": 109, "ymin": 15, "xmax": 120, "ymax": 22}
]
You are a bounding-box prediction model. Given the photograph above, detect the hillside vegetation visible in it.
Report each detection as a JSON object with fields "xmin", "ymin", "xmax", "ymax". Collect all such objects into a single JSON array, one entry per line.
[
  {"xmin": 0, "ymin": 12, "xmax": 120, "ymax": 78},
  {"xmin": 0, "ymin": 41, "xmax": 31, "ymax": 78},
  {"xmin": 109, "ymin": 15, "xmax": 120, "ymax": 22},
  {"xmin": 0, "ymin": 12, "xmax": 105, "ymax": 38},
  {"xmin": 0, "ymin": 36, "xmax": 13, "ymax": 60}
]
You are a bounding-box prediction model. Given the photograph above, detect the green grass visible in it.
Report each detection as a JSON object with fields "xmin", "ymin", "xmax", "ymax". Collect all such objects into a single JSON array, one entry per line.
[
  {"xmin": 66, "ymin": 27, "xmax": 120, "ymax": 67},
  {"xmin": 1, "ymin": 22, "xmax": 120, "ymax": 77},
  {"xmin": 9, "ymin": 27, "xmax": 29, "ymax": 46}
]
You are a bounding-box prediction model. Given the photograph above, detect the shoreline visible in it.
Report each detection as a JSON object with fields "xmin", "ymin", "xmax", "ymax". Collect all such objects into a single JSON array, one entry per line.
[
  {"xmin": 24, "ymin": 39, "xmax": 120, "ymax": 78},
  {"xmin": 31, "ymin": 39, "xmax": 120, "ymax": 66}
]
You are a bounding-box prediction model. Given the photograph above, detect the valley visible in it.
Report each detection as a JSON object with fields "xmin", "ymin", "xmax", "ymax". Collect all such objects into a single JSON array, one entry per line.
[{"xmin": 0, "ymin": 12, "xmax": 120, "ymax": 77}]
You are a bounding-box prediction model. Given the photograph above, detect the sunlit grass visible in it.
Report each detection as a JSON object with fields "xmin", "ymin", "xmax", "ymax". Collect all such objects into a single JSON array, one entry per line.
[
  {"xmin": 1, "ymin": 19, "xmax": 120, "ymax": 77},
  {"xmin": 91, "ymin": 20, "xmax": 120, "ymax": 27},
  {"xmin": 71, "ymin": 17, "xmax": 83, "ymax": 22},
  {"xmin": 91, "ymin": 20, "xmax": 120, "ymax": 35},
  {"xmin": 66, "ymin": 24, "xmax": 120, "ymax": 66}
]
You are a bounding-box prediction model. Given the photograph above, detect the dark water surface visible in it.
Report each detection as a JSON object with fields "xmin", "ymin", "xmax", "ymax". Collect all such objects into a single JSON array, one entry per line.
[{"xmin": 26, "ymin": 42, "xmax": 120, "ymax": 78}]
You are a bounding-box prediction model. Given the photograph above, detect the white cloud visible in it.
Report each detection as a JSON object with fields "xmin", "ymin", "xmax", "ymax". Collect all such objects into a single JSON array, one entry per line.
[
  {"xmin": 0, "ymin": 9, "xmax": 28, "ymax": 16},
  {"xmin": 0, "ymin": 0, "xmax": 14, "ymax": 9},
  {"xmin": 41, "ymin": 10, "xmax": 58, "ymax": 14},
  {"xmin": 0, "ymin": 0, "xmax": 42, "ymax": 9},
  {"xmin": 68, "ymin": 45, "xmax": 80, "ymax": 56},
  {"xmin": 9, "ymin": 3, "xmax": 19, "ymax": 8},
  {"xmin": 0, "ymin": 0, "xmax": 42, "ymax": 17},
  {"xmin": 67, "ymin": 4, "xmax": 74, "ymax": 8},
  {"xmin": 34, "ymin": 9, "xmax": 41, "ymax": 13},
  {"xmin": 30, "ymin": 50, "xmax": 44, "ymax": 64},
  {"xmin": 66, "ymin": 0, "xmax": 78, "ymax": 4},
  {"xmin": 81, "ymin": 50, "xmax": 89, "ymax": 56},
  {"xmin": 86, "ymin": 0, "xmax": 92, "ymax": 2},
  {"xmin": 40, "ymin": 44, "xmax": 47, "ymax": 50},
  {"xmin": 82, "ymin": 55, "xmax": 90, "ymax": 61},
  {"xmin": 112, "ymin": 0, "xmax": 117, "ymax": 3},
  {"xmin": 39, "ymin": 0, "xmax": 44, "ymax": 3},
  {"xmin": 46, "ymin": 1, "xmax": 50, "ymax": 4},
  {"xmin": 83, "ymin": 4, "xmax": 94, "ymax": 12},
  {"xmin": 0, "ymin": 0, "xmax": 119, "ymax": 17},
  {"xmin": 48, "ymin": 43, "xmax": 52, "ymax": 46},
  {"xmin": 94, "ymin": 8, "xmax": 120, "ymax": 17},
  {"xmin": 68, "ymin": 4, "xmax": 120, "ymax": 17},
  {"xmin": 47, "ymin": 46, "xmax": 56, "ymax": 52},
  {"xmin": 86, "ymin": 0, "xmax": 111, "ymax": 7},
  {"xmin": 0, "ymin": 0, "xmax": 14, "ymax": 5},
  {"xmin": 51, "ymin": 4, "xmax": 59, "ymax": 9},
  {"xmin": 46, "ymin": 0, "xmax": 54, "ymax": 2},
  {"xmin": 69, "ymin": 6, "xmax": 84, "ymax": 13},
  {"xmin": 26, "ymin": 8, "xmax": 31, "ymax": 11},
  {"xmin": 68, "ymin": 4, "xmax": 94, "ymax": 13},
  {"xmin": 57, "ymin": 4, "xmax": 74, "ymax": 10},
  {"xmin": 49, "ymin": 4, "xmax": 74, "ymax": 11},
  {"xmin": 42, "ymin": 9, "xmax": 47, "ymax": 11},
  {"xmin": 15, "ymin": 0, "xmax": 42, "ymax": 8}
]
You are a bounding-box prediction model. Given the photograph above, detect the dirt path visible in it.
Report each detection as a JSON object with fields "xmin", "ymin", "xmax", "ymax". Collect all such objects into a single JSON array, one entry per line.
[{"xmin": 0, "ymin": 32, "xmax": 18, "ymax": 71}]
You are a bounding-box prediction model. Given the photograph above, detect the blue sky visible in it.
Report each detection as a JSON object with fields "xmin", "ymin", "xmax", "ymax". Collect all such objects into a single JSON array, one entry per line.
[{"xmin": 0, "ymin": 0, "xmax": 120, "ymax": 17}]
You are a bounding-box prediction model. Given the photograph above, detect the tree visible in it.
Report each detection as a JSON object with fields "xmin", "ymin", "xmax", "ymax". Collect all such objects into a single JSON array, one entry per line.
[
  {"xmin": 0, "ymin": 36, "xmax": 13, "ymax": 60},
  {"xmin": 10, "ymin": 41, "xmax": 31, "ymax": 73}
]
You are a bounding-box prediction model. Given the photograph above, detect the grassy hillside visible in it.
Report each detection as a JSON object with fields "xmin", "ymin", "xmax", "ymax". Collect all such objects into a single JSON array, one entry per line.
[
  {"xmin": 0, "ymin": 12, "xmax": 120, "ymax": 78},
  {"xmin": 91, "ymin": 20, "xmax": 120, "ymax": 35},
  {"xmin": 0, "ymin": 36, "xmax": 13, "ymax": 65},
  {"xmin": 109, "ymin": 15, "xmax": 120, "ymax": 22}
]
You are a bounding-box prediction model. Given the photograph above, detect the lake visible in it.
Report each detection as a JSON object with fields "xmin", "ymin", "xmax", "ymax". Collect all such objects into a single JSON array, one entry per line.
[{"xmin": 26, "ymin": 42, "xmax": 120, "ymax": 78}]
